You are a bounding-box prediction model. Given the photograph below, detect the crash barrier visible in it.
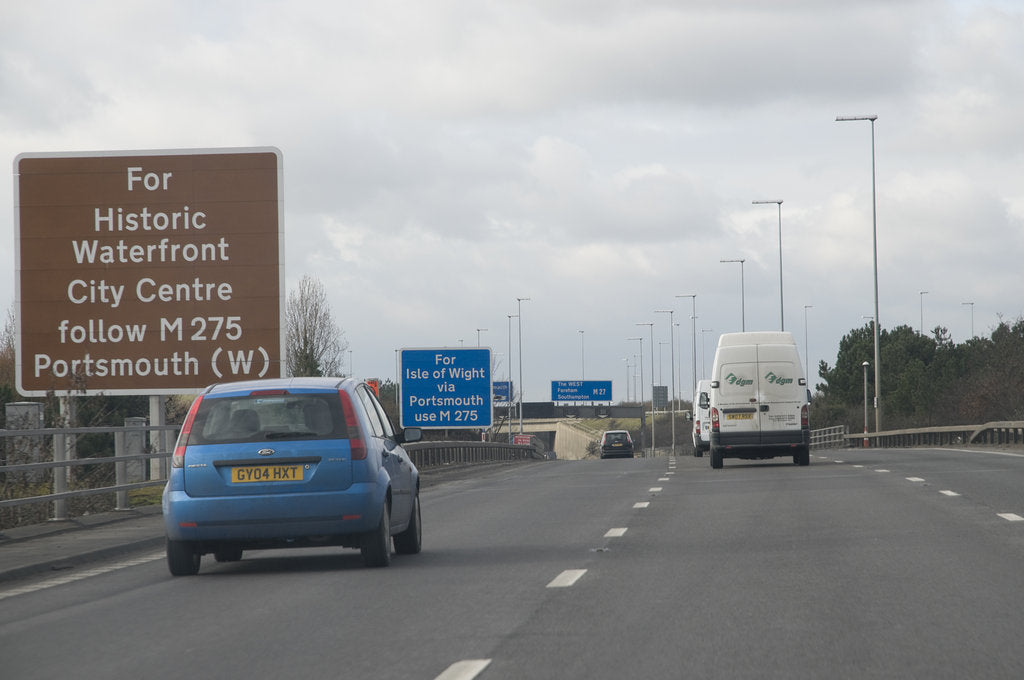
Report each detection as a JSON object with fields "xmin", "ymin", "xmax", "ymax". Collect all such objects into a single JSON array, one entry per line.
[
  {"xmin": 844, "ymin": 421, "xmax": 1024, "ymax": 449},
  {"xmin": 810, "ymin": 425, "xmax": 847, "ymax": 449},
  {"xmin": 0, "ymin": 423, "xmax": 539, "ymax": 525}
]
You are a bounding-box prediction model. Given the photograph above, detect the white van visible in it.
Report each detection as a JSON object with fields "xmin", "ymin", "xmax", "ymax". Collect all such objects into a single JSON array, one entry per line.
[
  {"xmin": 691, "ymin": 379, "xmax": 712, "ymax": 458},
  {"xmin": 708, "ymin": 331, "xmax": 809, "ymax": 469}
]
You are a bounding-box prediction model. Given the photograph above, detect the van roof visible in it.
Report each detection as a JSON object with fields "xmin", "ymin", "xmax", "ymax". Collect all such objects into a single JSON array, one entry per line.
[{"xmin": 716, "ymin": 331, "xmax": 796, "ymax": 347}]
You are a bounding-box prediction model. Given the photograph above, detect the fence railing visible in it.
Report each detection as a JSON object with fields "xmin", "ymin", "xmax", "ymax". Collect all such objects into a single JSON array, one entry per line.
[
  {"xmin": 841, "ymin": 421, "xmax": 1024, "ymax": 449},
  {"xmin": 0, "ymin": 424, "xmax": 539, "ymax": 526},
  {"xmin": 810, "ymin": 425, "xmax": 847, "ymax": 449}
]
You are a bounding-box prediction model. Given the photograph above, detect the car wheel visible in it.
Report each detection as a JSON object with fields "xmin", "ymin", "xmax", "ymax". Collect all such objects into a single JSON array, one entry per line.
[
  {"xmin": 361, "ymin": 505, "xmax": 392, "ymax": 568},
  {"xmin": 167, "ymin": 539, "xmax": 200, "ymax": 576},
  {"xmin": 393, "ymin": 493, "xmax": 422, "ymax": 555},
  {"xmin": 214, "ymin": 546, "xmax": 243, "ymax": 562},
  {"xmin": 797, "ymin": 446, "xmax": 810, "ymax": 466},
  {"xmin": 710, "ymin": 447, "xmax": 723, "ymax": 470}
]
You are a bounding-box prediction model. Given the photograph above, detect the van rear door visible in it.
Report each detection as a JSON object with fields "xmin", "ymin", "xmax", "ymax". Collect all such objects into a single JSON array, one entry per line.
[
  {"xmin": 756, "ymin": 353, "xmax": 803, "ymax": 444},
  {"xmin": 716, "ymin": 359, "xmax": 760, "ymax": 445}
]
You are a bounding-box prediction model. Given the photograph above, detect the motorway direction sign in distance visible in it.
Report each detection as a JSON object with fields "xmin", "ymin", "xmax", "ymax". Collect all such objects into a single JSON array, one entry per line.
[
  {"xmin": 400, "ymin": 348, "xmax": 492, "ymax": 429},
  {"xmin": 14, "ymin": 148, "xmax": 284, "ymax": 396},
  {"xmin": 551, "ymin": 380, "xmax": 613, "ymax": 402},
  {"xmin": 493, "ymin": 380, "xmax": 512, "ymax": 403}
]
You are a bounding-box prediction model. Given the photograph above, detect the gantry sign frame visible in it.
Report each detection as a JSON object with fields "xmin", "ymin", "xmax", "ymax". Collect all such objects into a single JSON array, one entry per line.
[{"xmin": 14, "ymin": 147, "xmax": 284, "ymax": 396}]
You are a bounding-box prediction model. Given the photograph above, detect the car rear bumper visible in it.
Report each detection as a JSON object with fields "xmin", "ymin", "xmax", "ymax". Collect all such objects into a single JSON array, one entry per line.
[
  {"xmin": 162, "ymin": 481, "xmax": 385, "ymax": 541},
  {"xmin": 711, "ymin": 429, "xmax": 809, "ymax": 458}
]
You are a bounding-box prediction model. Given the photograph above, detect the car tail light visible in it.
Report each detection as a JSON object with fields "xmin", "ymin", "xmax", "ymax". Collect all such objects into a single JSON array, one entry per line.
[
  {"xmin": 711, "ymin": 407, "xmax": 720, "ymax": 432},
  {"xmin": 801, "ymin": 404, "xmax": 809, "ymax": 428},
  {"xmin": 338, "ymin": 389, "xmax": 367, "ymax": 460},
  {"xmin": 172, "ymin": 395, "xmax": 204, "ymax": 468}
]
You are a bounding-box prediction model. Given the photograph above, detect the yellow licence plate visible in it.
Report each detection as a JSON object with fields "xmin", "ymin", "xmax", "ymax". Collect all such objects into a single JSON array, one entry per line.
[
  {"xmin": 231, "ymin": 465, "xmax": 303, "ymax": 483},
  {"xmin": 726, "ymin": 413, "xmax": 754, "ymax": 420}
]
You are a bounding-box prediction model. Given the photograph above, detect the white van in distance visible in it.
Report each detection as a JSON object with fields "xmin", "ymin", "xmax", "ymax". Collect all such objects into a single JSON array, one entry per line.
[
  {"xmin": 692, "ymin": 379, "xmax": 712, "ymax": 458},
  {"xmin": 708, "ymin": 331, "xmax": 810, "ymax": 469}
]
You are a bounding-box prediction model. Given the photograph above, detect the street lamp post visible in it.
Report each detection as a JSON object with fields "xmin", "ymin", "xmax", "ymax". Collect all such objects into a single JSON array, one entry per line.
[
  {"xmin": 962, "ymin": 301, "xmax": 975, "ymax": 338},
  {"xmin": 676, "ymin": 295, "xmax": 697, "ymax": 398},
  {"xmin": 655, "ymin": 309, "xmax": 676, "ymax": 456},
  {"xmin": 627, "ymin": 336, "xmax": 646, "ymax": 453},
  {"xmin": 516, "ymin": 297, "xmax": 530, "ymax": 434},
  {"xmin": 753, "ymin": 199, "xmax": 785, "ymax": 331},
  {"xmin": 862, "ymin": 361, "xmax": 870, "ymax": 447},
  {"xmin": 507, "ymin": 314, "xmax": 517, "ymax": 442},
  {"xmin": 803, "ymin": 305, "xmax": 813, "ymax": 384},
  {"xmin": 720, "ymin": 259, "xmax": 746, "ymax": 331},
  {"xmin": 579, "ymin": 330, "xmax": 585, "ymax": 379},
  {"xmin": 919, "ymin": 291, "xmax": 929, "ymax": 335},
  {"xmin": 700, "ymin": 329, "xmax": 714, "ymax": 380},
  {"xmin": 476, "ymin": 328, "xmax": 488, "ymax": 347},
  {"xmin": 636, "ymin": 322, "xmax": 655, "ymax": 456},
  {"xmin": 837, "ymin": 114, "xmax": 881, "ymax": 432}
]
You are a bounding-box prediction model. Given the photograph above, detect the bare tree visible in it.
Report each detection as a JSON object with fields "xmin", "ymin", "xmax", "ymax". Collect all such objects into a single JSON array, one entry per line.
[{"xmin": 285, "ymin": 275, "xmax": 348, "ymax": 377}]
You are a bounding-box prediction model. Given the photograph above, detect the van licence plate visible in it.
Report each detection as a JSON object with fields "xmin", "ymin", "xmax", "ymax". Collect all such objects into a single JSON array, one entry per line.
[
  {"xmin": 726, "ymin": 413, "xmax": 754, "ymax": 420},
  {"xmin": 231, "ymin": 465, "xmax": 303, "ymax": 483}
]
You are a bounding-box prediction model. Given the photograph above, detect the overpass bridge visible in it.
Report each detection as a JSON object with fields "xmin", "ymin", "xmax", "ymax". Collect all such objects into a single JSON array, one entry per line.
[{"xmin": 493, "ymin": 403, "xmax": 647, "ymax": 460}]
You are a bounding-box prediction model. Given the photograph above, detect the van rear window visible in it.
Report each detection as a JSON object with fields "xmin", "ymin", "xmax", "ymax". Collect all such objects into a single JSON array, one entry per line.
[{"xmin": 187, "ymin": 393, "xmax": 350, "ymax": 444}]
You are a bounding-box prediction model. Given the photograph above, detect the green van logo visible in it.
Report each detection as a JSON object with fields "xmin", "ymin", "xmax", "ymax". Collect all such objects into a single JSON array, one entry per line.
[
  {"xmin": 764, "ymin": 371, "xmax": 793, "ymax": 385},
  {"xmin": 725, "ymin": 372, "xmax": 754, "ymax": 387}
]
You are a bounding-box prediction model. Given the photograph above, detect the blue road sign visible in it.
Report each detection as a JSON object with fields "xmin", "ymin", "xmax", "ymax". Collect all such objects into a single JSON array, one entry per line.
[
  {"xmin": 493, "ymin": 380, "xmax": 512, "ymax": 403},
  {"xmin": 551, "ymin": 380, "xmax": 613, "ymax": 402},
  {"xmin": 400, "ymin": 348, "xmax": 492, "ymax": 429}
]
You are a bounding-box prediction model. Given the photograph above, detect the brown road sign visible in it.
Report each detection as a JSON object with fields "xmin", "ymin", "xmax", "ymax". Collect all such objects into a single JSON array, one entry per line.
[{"xmin": 14, "ymin": 148, "xmax": 284, "ymax": 396}]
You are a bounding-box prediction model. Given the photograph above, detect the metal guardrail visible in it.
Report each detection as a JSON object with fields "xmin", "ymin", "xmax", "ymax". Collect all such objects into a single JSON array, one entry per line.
[
  {"xmin": 0, "ymin": 424, "xmax": 539, "ymax": 525},
  {"xmin": 810, "ymin": 425, "xmax": 847, "ymax": 449},
  {"xmin": 842, "ymin": 421, "xmax": 1024, "ymax": 449}
]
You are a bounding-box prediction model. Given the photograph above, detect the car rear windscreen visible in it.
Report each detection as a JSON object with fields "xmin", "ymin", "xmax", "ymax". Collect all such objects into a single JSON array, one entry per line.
[{"xmin": 188, "ymin": 392, "xmax": 350, "ymax": 444}]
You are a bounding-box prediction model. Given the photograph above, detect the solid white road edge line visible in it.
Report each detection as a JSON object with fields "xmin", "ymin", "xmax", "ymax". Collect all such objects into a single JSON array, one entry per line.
[
  {"xmin": 0, "ymin": 551, "xmax": 164, "ymax": 602},
  {"xmin": 434, "ymin": 659, "xmax": 492, "ymax": 680},
  {"xmin": 547, "ymin": 569, "xmax": 587, "ymax": 588}
]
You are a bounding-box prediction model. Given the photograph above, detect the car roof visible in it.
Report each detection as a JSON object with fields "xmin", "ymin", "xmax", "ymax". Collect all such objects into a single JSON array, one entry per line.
[
  {"xmin": 602, "ymin": 429, "xmax": 629, "ymax": 435},
  {"xmin": 202, "ymin": 376, "xmax": 358, "ymax": 396}
]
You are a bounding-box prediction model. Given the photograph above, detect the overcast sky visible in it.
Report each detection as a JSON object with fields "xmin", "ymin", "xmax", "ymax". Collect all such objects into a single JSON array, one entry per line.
[{"xmin": 3, "ymin": 0, "xmax": 1023, "ymax": 404}]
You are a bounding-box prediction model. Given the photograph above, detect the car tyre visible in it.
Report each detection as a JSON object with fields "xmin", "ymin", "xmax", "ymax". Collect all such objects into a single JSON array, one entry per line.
[
  {"xmin": 361, "ymin": 505, "xmax": 392, "ymax": 568},
  {"xmin": 393, "ymin": 493, "xmax": 422, "ymax": 555},
  {"xmin": 167, "ymin": 539, "xmax": 200, "ymax": 576},
  {"xmin": 710, "ymin": 447, "xmax": 724, "ymax": 470},
  {"xmin": 797, "ymin": 446, "xmax": 810, "ymax": 466}
]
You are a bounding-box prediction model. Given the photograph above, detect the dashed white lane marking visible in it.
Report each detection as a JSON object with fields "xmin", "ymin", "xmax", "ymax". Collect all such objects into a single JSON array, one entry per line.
[
  {"xmin": 0, "ymin": 551, "xmax": 164, "ymax": 602},
  {"xmin": 834, "ymin": 460, "xmax": 844, "ymax": 464},
  {"xmin": 547, "ymin": 569, "xmax": 587, "ymax": 588},
  {"xmin": 649, "ymin": 487, "xmax": 663, "ymax": 493},
  {"xmin": 906, "ymin": 477, "xmax": 925, "ymax": 482},
  {"xmin": 434, "ymin": 659, "xmax": 492, "ymax": 680},
  {"xmin": 658, "ymin": 477, "xmax": 670, "ymax": 481},
  {"xmin": 853, "ymin": 465, "xmax": 865, "ymax": 468},
  {"xmin": 633, "ymin": 502, "xmax": 650, "ymax": 509},
  {"xmin": 997, "ymin": 513, "xmax": 1024, "ymax": 522},
  {"xmin": 604, "ymin": 528, "xmax": 628, "ymax": 538},
  {"xmin": 939, "ymin": 490, "xmax": 961, "ymax": 497},
  {"xmin": 876, "ymin": 469, "xmax": 890, "ymax": 473}
]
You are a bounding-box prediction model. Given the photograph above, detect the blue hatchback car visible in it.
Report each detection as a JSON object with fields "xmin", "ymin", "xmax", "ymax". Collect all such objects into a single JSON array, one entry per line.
[{"xmin": 162, "ymin": 377, "xmax": 422, "ymax": 575}]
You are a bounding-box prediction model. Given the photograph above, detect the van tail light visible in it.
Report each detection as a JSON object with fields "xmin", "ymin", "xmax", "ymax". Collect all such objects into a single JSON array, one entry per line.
[
  {"xmin": 801, "ymin": 404, "xmax": 809, "ymax": 428},
  {"xmin": 338, "ymin": 390, "xmax": 367, "ymax": 460},
  {"xmin": 711, "ymin": 408, "xmax": 720, "ymax": 432},
  {"xmin": 172, "ymin": 395, "xmax": 204, "ymax": 468}
]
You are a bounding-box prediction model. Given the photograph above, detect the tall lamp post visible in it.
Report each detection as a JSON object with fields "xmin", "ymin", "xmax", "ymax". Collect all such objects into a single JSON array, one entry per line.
[
  {"xmin": 803, "ymin": 305, "xmax": 813, "ymax": 384},
  {"xmin": 862, "ymin": 361, "xmax": 870, "ymax": 447},
  {"xmin": 636, "ymin": 322, "xmax": 655, "ymax": 457},
  {"xmin": 476, "ymin": 328, "xmax": 487, "ymax": 347},
  {"xmin": 507, "ymin": 314, "xmax": 517, "ymax": 442},
  {"xmin": 962, "ymin": 301, "xmax": 975, "ymax": 338},
  {"xmin": 919, "ymin": 291, "xmax": 928, "ymax": 335},
  {"xmin": 753, "ymin": 199, "xmax": 785, "ymax": 330},
  {"xmin": 837, "ymin": 114, "xmax": 881, "ymax": 432},
  {"xmin": 516, "ymin": 297, "xmax": 530, "ymax": 434},
  {"xmin": 627, "ymin": 336, "xmax": 645, "ymax": 453},
  {"xmin": 579, "ymin": 330, "xmax": 585, "ymax": 379},
  {"xmin": 720, "ymin": 259, "xmax": 746, "ymax": 331},
  {"xmin": 676, "ymin": 294, "xmax": 697, "ymax": 397},
  {"xmin": 655, "ymin": 309, "xmax": 676, "ymax": 455}
]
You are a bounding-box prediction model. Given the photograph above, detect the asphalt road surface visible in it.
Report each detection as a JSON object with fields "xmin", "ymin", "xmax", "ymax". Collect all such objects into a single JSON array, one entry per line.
[{"xmin": 2, "ymin": 448, "xmax": 1023, "ymax": 679}]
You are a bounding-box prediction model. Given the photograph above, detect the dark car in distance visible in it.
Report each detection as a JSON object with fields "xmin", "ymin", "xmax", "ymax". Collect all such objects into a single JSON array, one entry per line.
[{"xmin": 600, "ymin": 430, "xmax": 634, "ymax": 459}]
